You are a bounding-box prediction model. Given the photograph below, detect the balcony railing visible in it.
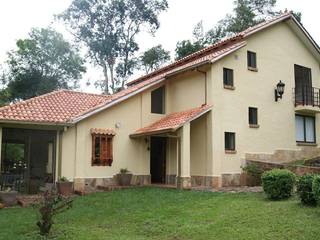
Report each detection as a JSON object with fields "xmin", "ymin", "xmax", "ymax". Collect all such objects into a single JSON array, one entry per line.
[{"xmin": 293, "ymin": 87, "xmax": 320, "ymax": 107}]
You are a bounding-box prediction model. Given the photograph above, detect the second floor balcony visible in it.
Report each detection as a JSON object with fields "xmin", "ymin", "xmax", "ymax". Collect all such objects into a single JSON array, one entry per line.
[{"xmin": 293, "ymin": 86, "xmax": 320, "ymax": 113}]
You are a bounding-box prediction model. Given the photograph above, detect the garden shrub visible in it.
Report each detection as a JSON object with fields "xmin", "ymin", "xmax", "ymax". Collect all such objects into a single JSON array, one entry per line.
[
  {"xmin": 261, "ymin": 169, "xmax": 296, "ymax": 200},
  {"xmin": 297, "ymin": 174, "xmax": 317, "ymax": 206},
  {"xmin": 312, "ymin": 175, "xmax": 320, "ymax": 203}
]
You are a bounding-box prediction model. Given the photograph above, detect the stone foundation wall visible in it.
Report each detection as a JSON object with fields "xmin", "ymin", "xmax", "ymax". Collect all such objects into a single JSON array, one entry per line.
[
  {"xmin": 74, "ymin": 175, "xmax": 151, "ymax": 193},
  {"xmin": 246, "ymin": 160, "xmax": 320, "ymax": 176},
  {"xmin": 246, "ymin": 146, "xmax": 320, "ymax": 164},
  {"xmin": 166, "ymin": 175, "xmax": 222, "ymax": 188},
  {"xmin": 221, "ymin": 174, "xmax": 241, "ymax": 187}
]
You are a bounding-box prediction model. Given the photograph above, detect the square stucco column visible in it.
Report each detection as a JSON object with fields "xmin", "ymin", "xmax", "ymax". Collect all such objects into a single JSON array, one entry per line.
[{"xmin": 177, "ymin": 122, "xmax": 191, "ymax": 189}]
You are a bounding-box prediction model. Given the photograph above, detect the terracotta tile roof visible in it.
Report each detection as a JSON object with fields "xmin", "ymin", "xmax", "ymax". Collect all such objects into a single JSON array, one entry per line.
[
  {"xmin": 90, "ymin": 128, "xmax": 116, "ymax": 136},
  {"xmin": 0, "ymin": 13, "xmax": 296, "ymax": 125},
  {"xmin": 0, "ymin": 90, "xmax": 111, "ymax": 124},
  {"xmin": 130, "ymin": 105, "xmax": 212, "ymax": 137}
]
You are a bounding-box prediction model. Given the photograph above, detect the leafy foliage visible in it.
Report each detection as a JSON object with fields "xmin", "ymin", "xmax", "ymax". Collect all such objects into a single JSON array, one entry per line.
[
  {"xmin": 59, "ymin": 0, "xmax": 168, "ymax": 94},
  {"xmin": 312, "ymin": 175, "xmax": 320, "ymax": 203},
  {"xmin": 261, "ymin": 169, "xmax": 296, "ymax": 200},
  {"xmin": 297, "ymin": 174, "xmax": 317, "ymax": 206},
  {"xmin": 1, "ymin": 28, "xmax": 85, "ymax": 103},
  {"xmin": 241, "ymin": 163, "xmax": 263, "ymax": 177},
  {"xmin": 175, "ymin": 0, "xmax": 302, "ymax": 60},
  {"xmin": 140, "ymin": 45, "xmax": 170, "ymax": 74},
  {"xmin": 37, "ymin": 189, "xmax": 73, "ymax": 236}
]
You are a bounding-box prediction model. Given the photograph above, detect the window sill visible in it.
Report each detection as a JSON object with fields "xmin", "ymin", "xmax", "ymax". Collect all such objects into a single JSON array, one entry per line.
[
  {"xmin": 248, "ymin": 67, "xmax": 258, "ymax": 72},
  {"xmin": 225, "ymin": 150, "xmax": 237, "ymax": 154},
  {"xmin": 249, "ymin": 124, "xmax": 260, "ymax": 128},
  {"xmin": 224, "ymin": 85, "xmax": 235, "ymax": 90},
  {"xmin": 296, "ymin": 142, "xmax": 317, "ymax": 147}
]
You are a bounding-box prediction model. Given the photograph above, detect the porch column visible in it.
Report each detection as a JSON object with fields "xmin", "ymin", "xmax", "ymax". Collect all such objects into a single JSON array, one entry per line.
[{"xmin": 177, "ymin": 122, "xmax": 191, "ymax": 189}]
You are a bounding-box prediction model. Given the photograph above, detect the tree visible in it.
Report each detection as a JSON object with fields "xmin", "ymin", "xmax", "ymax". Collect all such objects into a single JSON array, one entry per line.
[
  {"xmin": 174, "ymin": 0, "xmax": 301, "ymax": 60},
  {"xmin": 58, "ymin": 0, "xmax": 168, "ymax": 94},
  {"xmin": 140, "ymin": 45, "xmax": 170, "ymax": 74},
  {"xmin": 1, "ymin": 28, "xmax": 85, "ymax": 103}
]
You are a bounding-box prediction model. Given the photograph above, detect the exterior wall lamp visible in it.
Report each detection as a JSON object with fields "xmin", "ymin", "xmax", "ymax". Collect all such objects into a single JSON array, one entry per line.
[{"xmin": 275, "ymin": 80, "xmax": 285, "ymax": 102}]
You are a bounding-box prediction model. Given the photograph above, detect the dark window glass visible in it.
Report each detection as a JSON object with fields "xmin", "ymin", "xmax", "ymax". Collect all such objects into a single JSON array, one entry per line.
[
  {"xmin": 151, "ymin": 86, "xmax": 165, "ymax": 114},
  {"xmin": 295, "ymin": 115, "xmax": 315, "ymax": 143},
  {"xmin": 249, "ymin": 107, "xmax": 258, "ymax": 125},
  {"xmin": 225, "ymin": 132, "xmax": 236, "ymax": 151},
  {"xmin": 223, "ymin": 68, "xmax": 234, "ymax": 86},
  {"xmin": 247, "ymin": 51, "xmax": 257, "ymax": 68}
]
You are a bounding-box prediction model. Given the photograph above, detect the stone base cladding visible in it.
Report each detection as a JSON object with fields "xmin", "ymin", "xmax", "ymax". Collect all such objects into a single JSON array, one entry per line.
[
  {"xmin": 191, "ymin": 176, "xmax": 221, "ymax": 188},
  {"xmin": 166, "ymin": 175, "xmax": 176, "ymax": 185},
  {"xmin": 176, "ymin": 177, "xmax": 191, "ymax": 189},
  {"xmin": 74, "ymin": 175, "xmax": 151, "ymax": 193},
  {"xmin": 221, "ymin": 174, "xmax": 241, "ymax": 187},
  {"xmin": 166, "ymin": 175, "xmax": 221, "ymax": 188}
]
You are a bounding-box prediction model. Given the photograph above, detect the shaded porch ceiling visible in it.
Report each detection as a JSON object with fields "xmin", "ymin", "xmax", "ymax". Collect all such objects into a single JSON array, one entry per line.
[{"xmin": 130, "ymin": 105, "xmax": 211, "ymax": 138}]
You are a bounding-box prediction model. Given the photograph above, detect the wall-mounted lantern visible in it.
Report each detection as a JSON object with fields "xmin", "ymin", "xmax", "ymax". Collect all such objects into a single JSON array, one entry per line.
[{"xmin": 275, "ymin": 80, "xmax": 285, "ymax": 102}]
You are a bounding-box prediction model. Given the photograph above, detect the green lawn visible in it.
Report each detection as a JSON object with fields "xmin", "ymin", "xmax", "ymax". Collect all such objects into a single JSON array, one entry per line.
[{"xmin": 1, "ymin": 187, "xmax": 320, "ymax": 240}]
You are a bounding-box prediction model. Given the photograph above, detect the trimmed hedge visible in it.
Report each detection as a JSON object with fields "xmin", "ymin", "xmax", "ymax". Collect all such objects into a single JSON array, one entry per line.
[
  {"xmin": 297, "ymin": 174, "xmax": 317, "ymax": 206},
  {"xmin": 261, "ymin": 169, "xmax": 296, "ymax": 200}
]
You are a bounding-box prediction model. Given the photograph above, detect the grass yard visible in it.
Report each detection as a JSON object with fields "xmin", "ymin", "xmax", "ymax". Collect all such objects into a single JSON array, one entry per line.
[{"xmin": 0, "ymin": 187, "xmax": 320, "ymax": 240}]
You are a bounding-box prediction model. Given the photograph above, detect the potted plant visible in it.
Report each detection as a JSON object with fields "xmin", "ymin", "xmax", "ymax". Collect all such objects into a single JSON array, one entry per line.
[
  {"xmin": 116, "ymin": 168, "xmax": 133, "ymax": 186},
  {"xmin": 0, "ymin": 187, "xmax": 18, "ymax": 207},
  {"xmin": 56, "ymin": 177, "xmax": 73, "ymax": 196}
]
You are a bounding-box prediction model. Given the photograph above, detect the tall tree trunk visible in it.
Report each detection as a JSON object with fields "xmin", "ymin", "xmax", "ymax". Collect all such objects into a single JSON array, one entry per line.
[
  {"xmin": 109, "ymin": 65, "xmax": 115, "ymax": 93},
  {"xmin": 102, "ymin": 64, "xmax": 110, "ymax": 95}
]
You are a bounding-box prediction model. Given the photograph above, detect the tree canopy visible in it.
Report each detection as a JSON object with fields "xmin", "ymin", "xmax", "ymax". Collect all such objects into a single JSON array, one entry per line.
[
  {"xmin": 175, "ymin": 0, "xmax": 301, "ymax": 60},
  {"xmin": 140, "ymin": 45, "xmax": 170, "ymax": 74},
  {"xmin": 58, "ymin": 0, "xmax": 168, "ymax": 94},
  {"xmin": 0, "ymin": 28, "xmax": 86, "ymax": 104}
]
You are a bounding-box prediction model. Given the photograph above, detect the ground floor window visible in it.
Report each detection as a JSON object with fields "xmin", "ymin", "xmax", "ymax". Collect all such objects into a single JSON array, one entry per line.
[
  {"xmin": 225, "ymin": 132, "xmax": 236, "ymax": 151},
  {"xmin": 295, "ymin": 115, "xmax": 315, "ymax": 143},
  {"xmin": 91, "ymin": 133, "xmax": 113, "ymax": 166}
]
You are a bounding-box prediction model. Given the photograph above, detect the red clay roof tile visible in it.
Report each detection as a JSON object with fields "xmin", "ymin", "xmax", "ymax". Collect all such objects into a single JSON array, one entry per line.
[{"xmin": 130, "ymin": 105, "xmax": 211, "ymax": 137}]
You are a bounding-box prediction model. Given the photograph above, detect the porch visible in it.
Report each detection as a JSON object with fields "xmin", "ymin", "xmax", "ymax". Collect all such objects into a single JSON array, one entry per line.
[
  {"xmin": 0, "ymin": 127, "xmax": 59, "ymax": 194},
  {"xmin": 130, "ymin": 105, "xmax": 214, "ymax": 189}
]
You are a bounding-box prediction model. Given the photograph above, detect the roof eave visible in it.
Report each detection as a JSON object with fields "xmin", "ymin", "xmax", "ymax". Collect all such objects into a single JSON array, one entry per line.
[{"xmin": 0, "ymin": 119, "xmax": 73, "ymax": 127}]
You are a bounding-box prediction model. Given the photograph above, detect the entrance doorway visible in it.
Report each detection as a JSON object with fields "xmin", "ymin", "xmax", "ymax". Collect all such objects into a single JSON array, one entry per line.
[{"xmin": 150, "ymin": 137, "xmax": 166, "ymax": 184}]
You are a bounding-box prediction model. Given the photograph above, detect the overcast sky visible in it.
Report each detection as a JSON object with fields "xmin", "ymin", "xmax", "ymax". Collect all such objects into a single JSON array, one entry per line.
[{"xmin": 0, "ymin": 0, "xmax": 319, "ymax": 93}]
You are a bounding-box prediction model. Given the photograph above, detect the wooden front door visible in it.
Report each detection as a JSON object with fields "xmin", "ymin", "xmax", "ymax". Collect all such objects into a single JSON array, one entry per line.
[{"xmin": 150, "ymin": 137, "xmax": 166, "ymax": 184}]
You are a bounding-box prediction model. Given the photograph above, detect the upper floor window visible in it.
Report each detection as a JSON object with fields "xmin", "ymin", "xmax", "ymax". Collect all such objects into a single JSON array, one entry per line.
[
  {"xmin": 247, "ymin": 51, "xmax": 257, "ymax": 70},
  {"xmin": 248, "ymin": 107, "xmax": 258, "ymax": 126},
  {"xmin": 151, "ymin": 86, "xmax": 165, "ymax": 114},
  {"xmin": 91, "ymin": 130, "xmax": 114, "ymax": 166},
  {"xmin": 223, "ymin": 68, "xmax": 234, "ymax": 87},
  {"xmin": 295, "ymin": 115, "xmax": 315, "ymax": 143},
  {"xmin": 225, "ymin": 132, "xmax": 236, "ymax": 151}
]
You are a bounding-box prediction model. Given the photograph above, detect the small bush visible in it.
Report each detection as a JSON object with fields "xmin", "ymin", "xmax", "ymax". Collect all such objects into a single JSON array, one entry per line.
[
  {"xmin": 312, "ymin": 175, "xmax": 320, "ymax": 203},
  {"xmin": 37, "ymin": 189, "xmax": 73, "ymax": 236},
  {"xmin": 261, "ymin": 169, "xmax": 296, "ymax": 200},
  {"xmin": 297, "ymin": 174, "xmax": 317, "ymax": 206}
]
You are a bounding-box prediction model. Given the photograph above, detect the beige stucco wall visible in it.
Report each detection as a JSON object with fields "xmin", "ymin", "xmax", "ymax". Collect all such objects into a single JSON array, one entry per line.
[
  {"xmin": 59, "ymin": 21, "xmax": 320, "ymax": 186},
  {"xmin": 210, "ymin": 21, "xmax": 320, "ymax": 176},
  {"xmin": 60, "ymin": 68, "xmax": 210, "ymax": 181}
]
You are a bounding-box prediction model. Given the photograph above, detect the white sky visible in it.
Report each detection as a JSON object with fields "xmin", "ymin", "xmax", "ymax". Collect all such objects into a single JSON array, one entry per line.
[{"xmin": 0, "ymin": 0, "xmax": 319, "ymax": 93}]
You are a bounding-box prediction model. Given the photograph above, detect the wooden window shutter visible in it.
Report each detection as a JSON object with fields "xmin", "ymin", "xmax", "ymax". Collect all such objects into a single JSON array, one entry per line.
[
  {"xmin": 91, "ymin": 130, "xmax": 114, "ymax": 166},
  {"xmin": 100, "ymin": 136, "xmax": 107, "ymax": 165}
]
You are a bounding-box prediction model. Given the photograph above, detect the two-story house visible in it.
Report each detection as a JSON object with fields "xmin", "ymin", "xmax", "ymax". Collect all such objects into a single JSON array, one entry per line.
[{"xmin": 0, "ymin": 12, "xmax": 319, "ymax": 193}]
